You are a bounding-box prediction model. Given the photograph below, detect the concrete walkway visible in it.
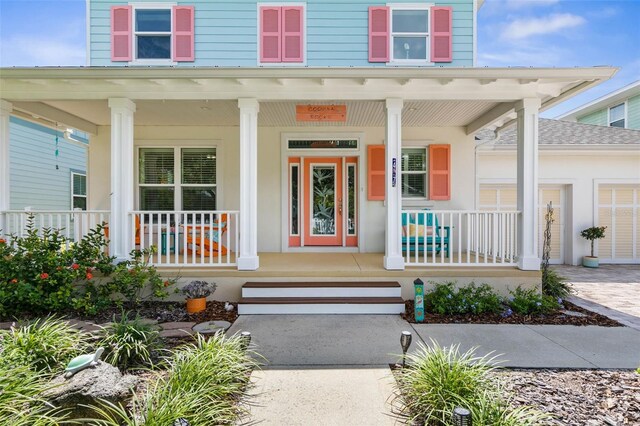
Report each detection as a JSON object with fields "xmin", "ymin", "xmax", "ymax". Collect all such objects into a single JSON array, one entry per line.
[{"xmin": 230, "ymin": 315, "xmax": 640, "ymax": 425}]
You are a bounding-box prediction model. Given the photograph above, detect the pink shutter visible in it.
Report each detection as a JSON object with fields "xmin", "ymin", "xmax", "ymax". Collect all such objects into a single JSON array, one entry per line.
[
  {"xmin": 368, "ymin": 145, "xmax": 386, "ymax": 201},
  {"xmin": 260, "ymin": 6, "xmax": 281, "ymax": 62},
  {"xmin": 368, "ymin": 7, "xmax": 389, "ymax": 62},
  {"xmin": 431, "ymin": 6, "xmax": 452, "ymax": 62},
  {"xmin": 111, "ymin": 6, "xmax": 132, "ymax": 62},
  {"xmin": 282, "ymin": 6, "xmax": 304, "ymax": 62},
  {"xmin": 429, "ymin": 144, "xmax": 451, "ymax": 200},
  {"xmin": 173, "ymin": 6, "xmax": 195, "ymax": 61}
]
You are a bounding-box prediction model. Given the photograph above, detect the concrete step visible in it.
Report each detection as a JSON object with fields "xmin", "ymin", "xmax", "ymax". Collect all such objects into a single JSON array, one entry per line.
[
  {"xmin": 241, "ymin": 281, "xmax": 402, "ymax": 299},
  {"xmin": 238, "ymin": 296, "xmax": 406, "ymax": 315}
]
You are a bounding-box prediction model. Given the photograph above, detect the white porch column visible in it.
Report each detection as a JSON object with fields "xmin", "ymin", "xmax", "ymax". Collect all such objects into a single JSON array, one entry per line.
[
  {"xmin": 0, "ymin": 101, "xmax": 12, "ymax": 236},
  {"xmin": 515, "ymin": 98, "xmax": 541, "ymax": 271},
  {"xmin": 237, "ymin": 98, "xmax": 260, "ymax": 270},
  {"xmin": 384, "ymin": 98, "xmax": 405, "ymax": 270},
  {"xmin": 108, "ymin": 98, "xmax": 136, "ymax": 261}
]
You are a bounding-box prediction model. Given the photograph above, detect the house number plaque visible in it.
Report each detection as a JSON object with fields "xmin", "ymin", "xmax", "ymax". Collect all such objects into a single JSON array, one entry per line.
[{"xmin": 392, "ymin": 158, "xmax": 397, "ymax": 187}]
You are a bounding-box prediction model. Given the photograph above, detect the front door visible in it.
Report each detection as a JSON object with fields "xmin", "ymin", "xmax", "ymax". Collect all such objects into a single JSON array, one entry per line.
[{"xmin": 288, "ymin": 157, "xmax": 357, "ymax": 247}]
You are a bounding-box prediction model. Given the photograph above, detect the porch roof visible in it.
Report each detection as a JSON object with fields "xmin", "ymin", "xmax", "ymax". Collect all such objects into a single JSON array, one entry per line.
[{"xmin": 0, "ymin": 66, "xmax": 617, "ymax": 135}]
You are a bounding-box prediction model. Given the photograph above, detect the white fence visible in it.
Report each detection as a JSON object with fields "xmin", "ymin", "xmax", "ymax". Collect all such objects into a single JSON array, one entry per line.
[
  {"xmin": 1, "ymin": 210, "xmax": 110, "ymax": 249},
  {"xmin": 402, "ymin": 210, "xmax": 520, "ymax": 266},
  {"xmin": 131, "ymin": 210, "xmax": 239, "ymax": 267}
]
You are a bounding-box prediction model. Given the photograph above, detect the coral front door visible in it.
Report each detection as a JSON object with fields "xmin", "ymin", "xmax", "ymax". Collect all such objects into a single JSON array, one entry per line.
[{"xmin": 304, "ymin": 158, "xmax": 343, "ymax": 246}]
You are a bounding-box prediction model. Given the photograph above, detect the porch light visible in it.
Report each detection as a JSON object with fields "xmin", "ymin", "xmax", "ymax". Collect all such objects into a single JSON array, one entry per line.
[
  {"xmin": 400, "ymin": 331, "xmax": 412, "ymax": 368},
  {"xmin": 240, "ymin": 331, "xmax": 251, "ymax": 350},
  {"xmin": 452, "ymin": 407, "xmax": 472, "ymax": 426}
]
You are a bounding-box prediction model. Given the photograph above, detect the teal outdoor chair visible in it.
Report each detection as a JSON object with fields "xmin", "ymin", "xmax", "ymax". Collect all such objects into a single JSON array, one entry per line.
[{"xmin": 402, "ymin": 210, "xmax": 450, "ymax": 257}]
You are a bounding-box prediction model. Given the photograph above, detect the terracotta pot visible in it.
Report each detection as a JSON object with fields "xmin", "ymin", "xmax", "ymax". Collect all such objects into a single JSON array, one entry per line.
[{"xmin": 186, "ymin": 297, "xmax": 207, "ymax": 313}]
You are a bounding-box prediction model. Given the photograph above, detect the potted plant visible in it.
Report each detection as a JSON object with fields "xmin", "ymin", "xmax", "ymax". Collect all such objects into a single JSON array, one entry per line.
[
  {"xmin": 580, "ymin": 226, "xmax": 606, "ymax": 268},
  {"xmin": 182, "ymin": 280, "xmax": 216, "ymax": 313}
]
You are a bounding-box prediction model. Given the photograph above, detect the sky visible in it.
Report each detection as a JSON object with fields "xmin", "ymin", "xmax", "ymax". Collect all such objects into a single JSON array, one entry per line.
[{"xmin": 0, "ymin": 0, "xmax": 639, "ymax": 118}]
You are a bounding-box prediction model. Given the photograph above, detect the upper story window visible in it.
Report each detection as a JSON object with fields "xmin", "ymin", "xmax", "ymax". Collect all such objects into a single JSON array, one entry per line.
[
  {"xmin": 111, "ymin": 5, "xmax": 194, "ymax": 64},
  {"xmin": 369, "ymin": 5, "xmax": 452, "ymax": 64},
  {"xmin": 609, "ymin": 103, "xmax": 626, "ymax": 128},
  {"xmin": 259, "ymin": 5, "xmax": 305, "ymax": 64}
]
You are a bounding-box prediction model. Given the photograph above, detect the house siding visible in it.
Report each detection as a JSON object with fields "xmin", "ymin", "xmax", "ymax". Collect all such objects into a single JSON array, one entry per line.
[
  {"xmin": 89, "ymin": 0, "xmax": 474, "ymax": 67},
  {"xmin": 577, "ymin": 109, "xmax": 607, "ymax": 126},
  {"xmin": 628, "ymin": 94, "xmax": 640, "ymax": 129},
  {"xmin": 9, "ymin": 117, "xmax": 88, "ymax": 211}
]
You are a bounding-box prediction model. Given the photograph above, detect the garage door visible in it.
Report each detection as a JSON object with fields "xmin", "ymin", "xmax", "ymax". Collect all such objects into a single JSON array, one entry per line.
[
  {"xmin": 597, "ymin": 185, "xmax": 640, "ymax": 263},
  {"xmin": 479, "ymin": 185, "xmax": 565, "ymax": 264}
]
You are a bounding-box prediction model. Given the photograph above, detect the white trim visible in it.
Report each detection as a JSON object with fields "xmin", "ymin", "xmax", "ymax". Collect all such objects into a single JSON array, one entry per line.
[
  {"xmin": 129, "ymin": 2, "xmax": 177, "ymax": 66},
  {"xmin": 86, "ymin": 0, "xmax": 91, "ymax": 66},
  {"xmin": 556, "ymin": 80, "xmax": 640, "ymax": 120},
  {"xmin": 472, "ymin": 0, "xmax": 477, "ymax": 66},
  {"xmin": 238, "ymin": 302, "xmax": 405, "ymax": 315},
  {"xmin": 387, "ymin": 3, "xmax": 434, "ymax": 66},
  {"xmin": 243, "ymin": 286, "xmax": 400, "ymax": 298},
  {"xmin": 607, "ymin": 100, "xmax": 628, "ymax": 128},
  {"xmin": 256, "ymin": 2, "xmax": 308, "ymax": 67},
  {"xmin": 71, "ymin": 171, "xmax": 88, "ymax": 210}
]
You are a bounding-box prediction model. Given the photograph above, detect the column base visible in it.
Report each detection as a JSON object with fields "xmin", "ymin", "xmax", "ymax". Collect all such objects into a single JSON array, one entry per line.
[
  {"xmin": 238, "ymin": 256, "xmax": 260, "ymax": 271},
  {"xmin": 517, "ymin": 256, "xmax": 540, "ymax": 271},
  {"xmin": 384, "ymin": 255, "xmax": 405, "ymax": 271}
]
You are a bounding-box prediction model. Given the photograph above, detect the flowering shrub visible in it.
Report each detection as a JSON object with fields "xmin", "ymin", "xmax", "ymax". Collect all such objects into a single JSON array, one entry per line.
[
  {"xmin": 0, "ymin": 218, "xmax": 175, "ymax": 317},
  {"xmin": 425, "ymin": 281, "xmax": 503, "ymax": 315},
  {"xmin": 508, "ymin": 286, "xmax": 559, "ymax": 316}
]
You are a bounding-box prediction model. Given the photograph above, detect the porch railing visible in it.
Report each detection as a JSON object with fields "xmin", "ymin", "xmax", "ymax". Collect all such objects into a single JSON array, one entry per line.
[
  {"xmin": 131, "ymin": 210, "xmax": 239, "ymax": 267},
  {"xmin": 1, "ymin": 210, "xmax": 110, "ymax": 249},
  {"xmin": 402, "ymin": 210, "xmax": 520, "ymax": 266}
]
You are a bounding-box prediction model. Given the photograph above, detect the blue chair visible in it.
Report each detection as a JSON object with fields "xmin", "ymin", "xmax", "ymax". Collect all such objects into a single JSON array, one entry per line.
[{"xmin": 402, "ymin": 210, "xmax": 450, "ymax": 257}]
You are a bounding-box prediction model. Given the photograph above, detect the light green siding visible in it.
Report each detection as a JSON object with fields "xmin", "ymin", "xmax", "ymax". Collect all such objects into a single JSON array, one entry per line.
[
  {"xmin": 627, "ymin": 94, "xmax": 640, "ymax": 130},
  {"xmin": 9, "ymin": 117, "xmax": 88, "ymax": 211},
  {"xmin": 577, "ymin": 109, "xmax": 607, "ymax": 126}
]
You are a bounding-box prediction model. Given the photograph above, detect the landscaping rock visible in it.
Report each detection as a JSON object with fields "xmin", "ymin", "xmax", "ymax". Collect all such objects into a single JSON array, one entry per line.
[
  {"xmin": 44, "ymin": 361, "xmax": 137, "ymax": 419},
  {"xmin": 0, "ymin": 321, "xmax": 15, "ymax": 330},
  {"xmin": 193, "ymin": 320, "xmax": 231, "ymax": 335},
  {"xmin": 159, "ymin": 321, "xmax": 196, "ymax": 330},
  {"xmin": 159, "ymin": 328, "xmax": 194, "ymax": 338}
]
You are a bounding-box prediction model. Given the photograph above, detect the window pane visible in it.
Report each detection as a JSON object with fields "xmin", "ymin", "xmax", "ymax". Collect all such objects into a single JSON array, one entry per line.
[
  {"xmin": 140, "ymin": 149, "xmax": 174, "ymax": 184},
  {"xmin": 73, "ymin": 174, "xmax": 86, "ymax": 196},
  {"xmin": 137, "ymin": 36, "xmax": 171, "ymax": 59},
  {"xmin": 393, "ymin": 37, "xmax": 427, "ymax": 60},
  {"xmin": 291, "ymin": 165, "xmax": 299, "ymax": 235},
  {"xmin": 182, "ymin": 148, "xmax": 216, "ymax": 185},
  {"xmin": 392, "ymin": 10, "xmax": 428, "ymax": 33},
  {"xmin": 182, "ymin": 187, "xmax": 216, "ymax": 211},
  {"xmin": 402, "ymin": 148, "xmax": 426, "ymax": 172},
  {"xmin": 73, "ymin": 197, "xmax": 87, "ymax": 210},
  {"xmin": 288, "ymin": 139, "xmax": 358, "ymax": 149},
  {"xmin": 136, "ymin": 9, "xmax": 171, "ymax": 32},
  {"xmin": 610, "ymin": 119, "xmax": 625, "ymax": 128},
  {"xmin": 402, "ymin": 174, "xmax": 426, "ymax": 198},
  {"xmin": 140, "ymin": 187, "xmax": 174, "ymax": 210},
  {"xmin": 347, "ymin": 165, "xmax": 356, "ymax": 236},
  {"xmin": 610, "ymin": 103, "xmax": 625, "ymax": 123}
]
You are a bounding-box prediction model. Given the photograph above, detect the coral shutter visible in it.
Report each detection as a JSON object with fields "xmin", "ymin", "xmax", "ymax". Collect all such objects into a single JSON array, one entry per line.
[
  {"xmin": 260, "ymin": 6, "xmax": 281, "ymax": 62},
  {"xmin": 282, "ymin": 6, "xmax": 304, "ymax": 62},
  {"xmin": 429, "ymin": 144, "xmax": 451, "ymax": 200},
  {"xmin": 173, "ymin": 6, "xmax": 195, "ymax": 62},
  {"xmin": 111, "ymin": 6, "xmax": 132, "ymax": 62},
  {"xmin": 368, "ymin": 7, "xmax": 389, "ymax": 62},
  {"xmin": 431, "ymin": 7, "xmax": 452, "ymax": 62},
  {"xmin": 368, "ymin": 145, "xmax": 386, "ymax": 201}
]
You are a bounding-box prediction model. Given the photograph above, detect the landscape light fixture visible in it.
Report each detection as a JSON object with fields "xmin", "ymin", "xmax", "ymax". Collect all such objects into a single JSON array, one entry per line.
[
  {"xmin": 400, "ymin": 331, "xmax": 412, "ymax": 368},
  {"xmin": 240, "ymin": 331, "xmax": 252, "ymax": 350},
  {"xmin": 452, "ymin": 407, "xmax": 472, "ymax": 426}
]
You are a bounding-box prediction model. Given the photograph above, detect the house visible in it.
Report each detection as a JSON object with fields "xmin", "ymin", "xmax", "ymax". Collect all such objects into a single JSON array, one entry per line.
[
  {"xmin": 477, "ymin": 118, "xmax": 640, "ymax": 266},
  {"xmin": 5, "ymin": 116, "xmax": 88, "ymax": 212},
  {"xmin": 558, "ymin": 80, "xmax": 640, "ymax": 129},
  {"xmin": 0, "ymin": 0, "xmax": 618, "ymax": 312}
]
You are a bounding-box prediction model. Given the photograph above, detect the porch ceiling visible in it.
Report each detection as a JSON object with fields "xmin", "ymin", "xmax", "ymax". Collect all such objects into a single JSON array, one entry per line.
[{"xmin": 1, "ymin": 66, "xmax": 617, "ymax": 134}]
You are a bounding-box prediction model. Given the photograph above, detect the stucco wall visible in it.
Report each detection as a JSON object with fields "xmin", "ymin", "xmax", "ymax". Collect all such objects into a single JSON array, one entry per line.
[
  {"xmin": 89, "ymin": 124, "xmax": 475, "ymax": 253},
  {"xmin": 478, "ymin": 149, "xmax": 640, "ymax": 265}
]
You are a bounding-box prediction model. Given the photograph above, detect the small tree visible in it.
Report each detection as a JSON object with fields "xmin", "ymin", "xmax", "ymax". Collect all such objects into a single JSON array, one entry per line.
[{"xmin": 580, "ymin": 226, "xmax": 606, "ymax": 257}]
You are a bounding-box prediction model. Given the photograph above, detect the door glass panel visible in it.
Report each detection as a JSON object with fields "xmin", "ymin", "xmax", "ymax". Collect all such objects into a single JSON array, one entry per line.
[
  {"xmin": 291, "ymin": 164, "xmax": 299, "ymax": 235},
  {"xmin": 347, "ymin": 164, "xmax": 356, "ymax": 236},
  {"xmin": 311, "ymin": 165, "xmax": 336, "ymax": 235}
]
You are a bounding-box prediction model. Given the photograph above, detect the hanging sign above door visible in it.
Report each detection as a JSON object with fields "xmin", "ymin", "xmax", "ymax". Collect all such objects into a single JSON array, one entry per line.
[{"xmin": 296, "ymin": 105, "xmax": 347, "ymax": 122}]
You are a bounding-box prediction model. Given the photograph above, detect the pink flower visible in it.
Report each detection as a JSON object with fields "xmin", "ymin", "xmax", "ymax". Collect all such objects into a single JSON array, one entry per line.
[
  {"xmin": 40, "ymin": 273, "xmax": 49, "ymax": 280},
  {"xmin": 86, "ymin": 272, "xmax": 93, "ymax": 280},
  {"xmin": 71, "ymin": 263, "xmax": 80, "ymax": 270}
]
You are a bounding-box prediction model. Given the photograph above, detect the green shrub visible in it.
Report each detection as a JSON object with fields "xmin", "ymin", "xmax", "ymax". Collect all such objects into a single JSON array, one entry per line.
[
  {"xmin": 0, "ymin": 316, "xmax": 90, "ymax": 374},
  {"xmin": 395, "ymin": 341, "xmax": 549, "ymax": 426},
  {"xmin": 426, "ymin": 282, "xmax": 503, "ymax": 315},
  {"xmin": 541, "ymin": 268, "xmax": 572, "ymax": 299},
  {"xmin": 99, "ymin": 311, "xmax": 163, "ymax": 371},
  {"xmin": 508, "ymin": 287, "xmax": 559, "ymax": 316},
  {"xmin": 89, "ymin": 333, "xmax": 258, "ymax": 425}
]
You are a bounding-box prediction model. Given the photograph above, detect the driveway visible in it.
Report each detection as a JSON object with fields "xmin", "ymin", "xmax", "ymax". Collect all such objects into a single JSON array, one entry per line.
[{"xmin": 553, "ymin": 264, "xmax": 640, "ymax": 330}]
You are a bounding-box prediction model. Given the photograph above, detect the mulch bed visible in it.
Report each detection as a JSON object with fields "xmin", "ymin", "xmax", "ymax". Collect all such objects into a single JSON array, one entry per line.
[{"xmin": 401, "ymin": 300, "xmax": 622, "ymax": 326}]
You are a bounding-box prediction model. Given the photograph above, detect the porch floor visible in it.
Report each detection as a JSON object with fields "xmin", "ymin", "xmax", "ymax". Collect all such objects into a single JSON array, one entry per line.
[{"xmin": 159, "ymin": 252, "xmax": 539, "ymax": 279}]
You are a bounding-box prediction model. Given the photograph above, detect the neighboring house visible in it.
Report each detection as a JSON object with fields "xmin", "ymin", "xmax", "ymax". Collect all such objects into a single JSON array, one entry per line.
[
  {"xmin": 558, "ymin": 80, "xmax": 640, "ymax": 129},
  {"xmin": 477, "ymin": 119, "xmax": 640, "ymax": 266},
  {"xmin": 0, "ymin": 0, "xmax": 619, "ymax": 310},
  {"xmin": 7, "ymin": 116, "xmax": 88, "ymax": 212}
]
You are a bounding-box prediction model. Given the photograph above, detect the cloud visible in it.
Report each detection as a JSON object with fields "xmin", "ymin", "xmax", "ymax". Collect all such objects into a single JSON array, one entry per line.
[{"xmin": 502, "ymin": 13, "xmax": 586, "ymax": 40}]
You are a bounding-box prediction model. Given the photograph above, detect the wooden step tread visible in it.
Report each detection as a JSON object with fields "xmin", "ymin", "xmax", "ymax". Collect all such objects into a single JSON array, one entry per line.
[
  {"xmin": 239, "ymin": 297, "xmax": 405, "ymax": 305},
  {"xmin": 243, "ymin": 281, "xmax": 401, "ymax": 288}
]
